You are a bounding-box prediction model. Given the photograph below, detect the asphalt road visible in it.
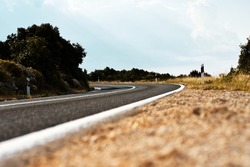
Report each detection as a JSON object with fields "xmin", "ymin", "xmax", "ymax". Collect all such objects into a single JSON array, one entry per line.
[{"xmin": 0, "ymin": 84, "xmax": 180, "ymax": 142}]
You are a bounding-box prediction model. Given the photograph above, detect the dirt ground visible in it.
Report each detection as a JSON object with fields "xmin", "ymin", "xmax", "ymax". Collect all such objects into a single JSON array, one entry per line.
[{"xmin": 1, "ymin": 89, "xmax": 250, "ymax": 167}]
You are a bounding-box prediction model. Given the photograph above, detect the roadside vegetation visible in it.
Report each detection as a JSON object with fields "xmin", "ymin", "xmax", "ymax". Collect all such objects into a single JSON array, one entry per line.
[
  {"xmin": 0, "ymin": 23, "xmax": 89, "ymax": 100},
  {"xmin": 164, "ymin": 74, "xmax": 250, "ymax": 92}
]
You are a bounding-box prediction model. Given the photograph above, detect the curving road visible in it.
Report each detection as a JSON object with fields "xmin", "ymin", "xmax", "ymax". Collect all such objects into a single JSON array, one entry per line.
[{"xmin": 0, "ymin": 84, "xmax": 180, "ymax": 142}]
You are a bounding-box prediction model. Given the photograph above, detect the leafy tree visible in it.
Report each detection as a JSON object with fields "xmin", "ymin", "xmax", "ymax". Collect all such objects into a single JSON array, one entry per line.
[
  {"xmin": 238, "ymin": 38, "xmax": 250, "ymax": 74},
  {"xmin": 2, "ymin": 23, "xmax": 89, "ymax": 91},
  {"xmin": 8, "ymin": 36, "xmax": 50, "ymax": 66},
  {"xmin": 189, "ymin": 70, "xmax": 200, "ymax": 77}
]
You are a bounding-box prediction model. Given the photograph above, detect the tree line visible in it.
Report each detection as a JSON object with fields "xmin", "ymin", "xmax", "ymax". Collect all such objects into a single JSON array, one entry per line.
[
  {"xmin": 88, "ymin": 67, "xmax": 214, "ymax": 82},
  {"xmin": 88, "ymin": 67, "xmax": 174, "ymax": 82}
]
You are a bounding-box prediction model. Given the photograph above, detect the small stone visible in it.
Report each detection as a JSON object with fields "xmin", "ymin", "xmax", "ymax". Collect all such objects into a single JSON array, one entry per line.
[{"xmin": 193, "ymin": 107, "xmax": 201, "ymax": 116}]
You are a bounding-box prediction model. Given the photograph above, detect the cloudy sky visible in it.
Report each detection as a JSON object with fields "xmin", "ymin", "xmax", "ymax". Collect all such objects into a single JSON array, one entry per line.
[{"xmin": 0, "ymin": 0, "xmax": 249, "ymax": 75}]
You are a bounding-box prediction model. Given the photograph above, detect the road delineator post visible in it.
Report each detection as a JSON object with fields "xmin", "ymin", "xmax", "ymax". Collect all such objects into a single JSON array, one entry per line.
[
  {"xmin": 201, "ymin": 64, "xmax": 204, "ymax": 84},
  {"xmin": 26, "ymin": 77, "xmax": 31, "ymax": 97}
]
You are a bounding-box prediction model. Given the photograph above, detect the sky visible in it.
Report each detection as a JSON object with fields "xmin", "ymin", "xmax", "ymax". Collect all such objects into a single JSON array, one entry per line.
[{"xmin": 0, "ymin": 0, "xmax": 250, "ymax": 76}]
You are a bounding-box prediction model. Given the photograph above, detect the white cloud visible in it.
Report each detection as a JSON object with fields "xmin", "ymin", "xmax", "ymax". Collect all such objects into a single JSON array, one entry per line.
[
  {"xmin": 131, "ymin": 0, "xmax": 162, "ymax": 9},
  {"xmin": 186, "ymin": 0, "xmax": 241, "ymax": 54},
  {"xmin": 4, "ymin": 0, "xmax": 17, "ymax": 12},
  {"xmin": 43, "ymin": 0, "xmax": 124, "ymax": 15},
  {"xmin": 187, "ymin": 0, "xmax": 215, "ymax": 39},
  {"xmin": 195, "ymin": 0, "xmax": 208, "ymax": 5},
  {"xmin": 2, "ymin": 0, "xmax": 43, "ymax": 11},
  {"xmin": 23, "ymin": 0, "xmax": 33, "ymax": 5}
]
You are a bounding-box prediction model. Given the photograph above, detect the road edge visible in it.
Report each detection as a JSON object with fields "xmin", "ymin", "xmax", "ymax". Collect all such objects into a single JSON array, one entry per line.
[{"xmin": 0, "ymin": 84, "xmax": 185, "ymax": 160}]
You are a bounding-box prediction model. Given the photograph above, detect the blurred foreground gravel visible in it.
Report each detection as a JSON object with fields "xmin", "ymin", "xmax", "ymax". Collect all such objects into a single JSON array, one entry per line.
[{"xmin": 1, "ymin": 89, "xmax": 250, "ymax": 167}]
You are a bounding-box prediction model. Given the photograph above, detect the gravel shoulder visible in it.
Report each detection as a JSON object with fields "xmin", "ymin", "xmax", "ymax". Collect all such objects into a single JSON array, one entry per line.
[{"xmin": 1, "ymin": 89, "xmax": 250, "ymax": 167}]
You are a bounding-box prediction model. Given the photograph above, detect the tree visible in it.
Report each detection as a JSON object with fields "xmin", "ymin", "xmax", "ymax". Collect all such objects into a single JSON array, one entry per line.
[
  {"xmin": 3, "ymin": 23, "xmax": 89, "ymax": 91},
  {"xmin": 8, "ymin": 36, "xmax": 50, "ymax": 66},
  {"xmin": 238, "ymin": 37, "xmax": 250, "ymax": 74},
  {"xmin": 189, "ymin": 70, "xmax": 200, "ymax": 77}
]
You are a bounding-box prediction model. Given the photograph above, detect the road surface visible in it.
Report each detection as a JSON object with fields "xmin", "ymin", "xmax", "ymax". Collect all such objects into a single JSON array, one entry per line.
[{"xmin": 0, "ymin": 84, "xmax": 180, "ymax": 142}]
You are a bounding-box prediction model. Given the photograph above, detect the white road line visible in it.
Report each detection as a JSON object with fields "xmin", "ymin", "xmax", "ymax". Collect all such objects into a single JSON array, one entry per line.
[
  {"xmin": 0, "ymin": 85, "xmax": 135, "ymax": 108},
  {"xmin": 0, "ymin": 84, "xmax": 184, "ymax": 160}
]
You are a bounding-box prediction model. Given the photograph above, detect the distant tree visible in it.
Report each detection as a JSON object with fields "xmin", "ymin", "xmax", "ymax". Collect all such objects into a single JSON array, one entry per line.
[
  {"xmin": 238, "ymin": 37, "xmax": 250, "ymax": 74},
  {"xmin": 102, "ymin": 67, "xmax": 117, "ymax": 81},
  {"xmin": 177, "ymin": 74, "xmax": 188, "ymax": 78},
  {"xmin": 159, "ymin": 73, "xmax": 173, "ymax": 80},
  {"xmin": 189, "ymin": 69, "xmax": 211, "ymax": 77},
  {"xmin": 189, "ymin": 70, "xmax": 200, "ymax": 77},
  {"xmin": 88, "ymin": 70, "xmax": 102, "ymax": 81}
]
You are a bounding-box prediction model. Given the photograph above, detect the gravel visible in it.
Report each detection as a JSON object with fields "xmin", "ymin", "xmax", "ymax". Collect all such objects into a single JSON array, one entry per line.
[{"xmin": 1, "ymin": 89, "xmax": 250, "ymax": 167}]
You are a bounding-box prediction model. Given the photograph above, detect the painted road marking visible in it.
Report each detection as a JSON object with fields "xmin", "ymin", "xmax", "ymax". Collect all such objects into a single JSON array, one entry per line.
[
  {"xmin": 0, "ymin": 85, "xmax": 135, "ymax": 108},
  {"xmin": 0, "ymin": 84, "xmax": 184, "ymax": 160}
]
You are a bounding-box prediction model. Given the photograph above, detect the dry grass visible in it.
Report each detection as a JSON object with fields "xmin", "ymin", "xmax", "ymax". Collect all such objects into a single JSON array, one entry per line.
[
  {"xmin": 94, "ymin": 74, "xmax": 250, "ymax": 92},
  {"xmin": 164, "ymin": 74, "xmax": 250, "ymax": 92}
]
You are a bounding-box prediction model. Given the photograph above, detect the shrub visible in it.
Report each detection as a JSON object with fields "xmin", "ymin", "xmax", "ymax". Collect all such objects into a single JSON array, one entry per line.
[{"xmin": 0, "ymin": 59, "xmax": 24, "ymax": 78}]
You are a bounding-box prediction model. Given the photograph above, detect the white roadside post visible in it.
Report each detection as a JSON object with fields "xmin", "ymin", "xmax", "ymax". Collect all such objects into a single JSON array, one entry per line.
[
  {"xmin": 155, "ymin": 74, "xmax": 158, "ymax": 83},
  {"xmin": 26, "ymin": 77, "xmax": 30, "ymax": 97},
  {"xmin": 201, "ymin": 64, "xmax": 205, "ymax": 84}
]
